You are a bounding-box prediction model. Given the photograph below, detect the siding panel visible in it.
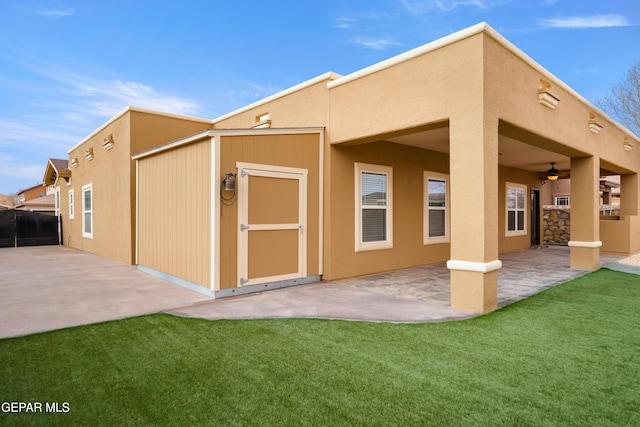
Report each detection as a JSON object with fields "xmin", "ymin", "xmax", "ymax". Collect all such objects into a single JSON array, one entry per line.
[{"xmin": 137, "ymin": 138, "xmax": 211, "ymax": 288}]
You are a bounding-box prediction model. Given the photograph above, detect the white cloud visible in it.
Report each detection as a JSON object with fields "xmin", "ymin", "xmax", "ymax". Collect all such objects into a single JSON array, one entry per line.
[
  {"xmin": 41, "ymin": 6, "xmax": 74, "ymax": 17},
  {"xmin": 402, "ymin": 0, "xmax": 510, "ymax": 14},
  {"xmin": 353, "ymin": 37, "xmax": 402, "ymax": 50},
  {"xmin": 1, "ymin": 51, "xmax": 204, "ymax": 119},
  {"xmin": 29, "ymin": 1, "xmax": 75, "ymax": 17},
  {"xmin": 333, "ymin": 16, "xmax": 357, "ymax": 29},
  {"xmin": 435, "ymin": 0, "xmax": 488, "ymax": 11},
  {"xmin": 233, "ymin": 82, "xmax": 281, "ymax": 100},
  {"xmin": 538, "ymin": 14, "xmax": 631, "ymax": 29},
  {"xmin": 0, "ymin": 162, "xmax": 44, "ymax": 181},
  {"xmin": 72, "ymin": 79, "xmax": 202, "ymax": 117},
  {"xmin": 0, "ymin": 118, "xmax": 79, "ymax": 148},
  {"xmin": 572, "ymin": 67, "xmax": 600, "ymax": 76}
]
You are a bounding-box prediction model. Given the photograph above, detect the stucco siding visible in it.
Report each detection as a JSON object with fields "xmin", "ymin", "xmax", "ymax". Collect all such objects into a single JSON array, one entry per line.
[
  {"xmin": 324, "ymin": 141, "xmax": 451, "ymax": 280},
  {"xmin": 213, "ymin": 79, "xmax": 332, "ymax": 130},
  {"xmin": 64, "ymin": 113, "xmax": 133, "ymax": 264},
  {"xmin": 328, "ymin": 33, "xmax": 484, "ymax": 145}
]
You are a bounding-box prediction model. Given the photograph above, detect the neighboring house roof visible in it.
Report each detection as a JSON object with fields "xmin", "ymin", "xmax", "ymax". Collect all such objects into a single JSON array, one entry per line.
[
  {"xmin": 16, "ymin": 193, "xmax": 55, "ymax": 212},
  {"xmin": 42, "ymin": 158, "xmax": 71, "ymax": 187},
  {"xmin": 17, "ymin": 184, "xmax": 47, "ymax": 202},
  {"xmin": 18, "ymin": 183, "xmax": 46, "ymax": 194}
]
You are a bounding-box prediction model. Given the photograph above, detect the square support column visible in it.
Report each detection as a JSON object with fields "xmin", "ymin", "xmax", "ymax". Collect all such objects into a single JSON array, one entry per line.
[
  {"xmin": 569, "ymin": 156, "xmax": 601, "ymax": 270},
  {"xmin": 620, "ymin": 173, "xmax": 639, "ymax": 217},
  {"xmin": 447, "ymin": 116, "xmax": 500, "ymax": 314}
]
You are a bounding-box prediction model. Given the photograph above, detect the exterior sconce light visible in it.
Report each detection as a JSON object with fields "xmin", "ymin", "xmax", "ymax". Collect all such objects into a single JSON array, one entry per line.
[
  {"xmin": 103, "ymin": 134, "xmax": 115, "ymax": 151},
  {"xmin": 71, "ymin": 156, "xmax": 79, "ymax": 168},
  {"xmin": 538, "ymin": 80, "xmax": 559, "ymax": 110},
  {"xmin": 252, "ymin": 112, "xmax": 271, "ymax": 129},
  {"xmin": 220, "ymin": 172, "xmax": 237, "ymax": 204},
  {"xmin": 85, "ymin": 148, "xmax": 94, "ymax": 161},
  {"xmin": 223, "ymin": 172, "xmax": 236, "ymax": 191},
  {"xmin": 623, "ymin": 136, "xmax": 634, "ymax": 152},
  {"xmin": 588, "ymin": 112, "xmax": 603, "ymax": 134},
  {"xmin": 547, "ymin": 162, "xmax": 559, "ymax": 181}
]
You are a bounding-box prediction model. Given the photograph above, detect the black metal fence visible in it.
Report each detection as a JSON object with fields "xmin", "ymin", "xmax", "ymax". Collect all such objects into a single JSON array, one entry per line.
[{"xmin": 0, "ymin": 210, "xmax": 61, "ymax": 248}]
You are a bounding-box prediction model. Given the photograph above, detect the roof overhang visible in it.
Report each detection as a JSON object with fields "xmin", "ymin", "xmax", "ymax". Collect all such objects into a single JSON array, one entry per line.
[
  {"xmin": 327, "ymin": 22, "xmax": 639, "ymax": 143},
  {"xmin": 42, "ymin": 159, "xmax": 71, "ymax": 186}
]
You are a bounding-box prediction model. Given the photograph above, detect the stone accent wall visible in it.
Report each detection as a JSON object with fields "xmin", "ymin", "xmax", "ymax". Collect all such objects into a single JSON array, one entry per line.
[{"xmin": 543, "ymin": 206, "xmax": 570, "ymax": 245}]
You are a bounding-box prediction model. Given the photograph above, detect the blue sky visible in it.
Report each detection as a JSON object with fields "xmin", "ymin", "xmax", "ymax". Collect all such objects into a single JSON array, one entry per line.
[{"xmin": 0, "ymin": 0, "xmax": 638, "ymax": 195}]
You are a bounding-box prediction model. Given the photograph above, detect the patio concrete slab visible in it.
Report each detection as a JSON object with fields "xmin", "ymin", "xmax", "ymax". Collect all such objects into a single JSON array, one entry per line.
[
  {"xmin": 168, "ymin": 282, "xmax": 477, "ymax": 323},
  {"xmin": 1, "ymin": 245, "xmax": 637, "ymax": 338},
  {"xmin": 0, "ymin": 246, "xmax": 211, "ymax": 338},
  {"xmin": 334, "ymin": 246, "xmax": 627, "ymax": 308}
]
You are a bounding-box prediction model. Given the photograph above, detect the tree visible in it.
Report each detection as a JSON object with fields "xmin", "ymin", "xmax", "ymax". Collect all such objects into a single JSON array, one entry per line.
[{"xmin": 598, "ymin": 61, "xmax": 640, "ymax": 137}]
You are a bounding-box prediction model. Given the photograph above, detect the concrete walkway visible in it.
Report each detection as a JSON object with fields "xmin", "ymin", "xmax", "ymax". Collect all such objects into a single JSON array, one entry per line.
[
  {"xmin": 1, "ymin": 245, "xmax": 638, "ymax": 338},
  {"xmin": 0, "ymin": 246, "xmax": 210, "ymax": 338}
]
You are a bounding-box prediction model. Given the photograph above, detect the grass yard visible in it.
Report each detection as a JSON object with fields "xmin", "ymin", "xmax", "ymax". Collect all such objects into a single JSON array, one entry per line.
[{"xmin": 1, "ymin": 268, "xmax": 639, "ymax": 426}]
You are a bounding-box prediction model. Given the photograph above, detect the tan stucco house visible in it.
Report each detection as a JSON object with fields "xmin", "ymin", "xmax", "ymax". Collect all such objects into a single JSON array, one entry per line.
[{"xmin": 54, "ymin": 23, "xmax": 640, "ymax": 314}]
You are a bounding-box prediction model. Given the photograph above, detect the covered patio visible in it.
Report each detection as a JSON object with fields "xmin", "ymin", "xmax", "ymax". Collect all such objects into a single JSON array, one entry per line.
[{"xmin": 334, "ymin": 246, "xmax": 628, "ymax": 308}]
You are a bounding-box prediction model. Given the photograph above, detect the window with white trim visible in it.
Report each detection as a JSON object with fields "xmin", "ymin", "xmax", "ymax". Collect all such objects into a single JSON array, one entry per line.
[
  {"xmin": 355, "ymin": 163, "xmax": 393, "ymax": 251},
  {"xmin": 69, "ymin": 189, "xmax": 74, "ymax": 219},
  {"xmin": 554, "ymin": 196, "xmax": 570, "ymax": 206},
  {"xmin": 82, "ymin": 184, "xmax": 93, "ymax": 239},
  {"xmin": 424, "ymin": 172, "xmax": 449, "ymax": 244},
  {"xmin": 506, "ymin": 182, "xmax": 526, "ymax": 236},
  {"xmin": 55, "ymin": 188, "xmax": 60, "ymax": 217}
]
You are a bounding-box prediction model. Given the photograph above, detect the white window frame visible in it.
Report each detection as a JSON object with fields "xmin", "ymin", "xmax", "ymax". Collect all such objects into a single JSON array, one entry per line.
[
  {"xmin": 354, "ymin": 162, "xmax": 393, "ymax": 252},
  {"xmin": 555, "ymin": 196, "xmax": 570, "ymax": 206},
  {"xmin": 82, "ymin": 184, "xmax": 93, "ymax": 239},
  {"xmin": 424, "ymin": 171, "xmax": 450, "ymax": 244},
  {"xmin": 506, "ymin": 182, "xmax": 527, "ymax": 236},
  {"xmin": 68, "ymin": 189, "xmax": 74, "ymax": 219},
  {"xmin": 54, "ymin": 187, "xmax": 60, "ymax": 217}
]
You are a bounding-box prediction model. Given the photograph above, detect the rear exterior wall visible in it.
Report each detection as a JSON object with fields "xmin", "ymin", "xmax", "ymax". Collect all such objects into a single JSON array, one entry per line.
[{"xmin": 63, "ymin": 110, "xmax": 212, "ymax": 264}]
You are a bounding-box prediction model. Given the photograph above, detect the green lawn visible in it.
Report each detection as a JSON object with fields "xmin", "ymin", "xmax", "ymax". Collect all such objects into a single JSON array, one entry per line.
[{"xmin": 1, "ymin": 268, "xmax": 639, "ymax": 426}]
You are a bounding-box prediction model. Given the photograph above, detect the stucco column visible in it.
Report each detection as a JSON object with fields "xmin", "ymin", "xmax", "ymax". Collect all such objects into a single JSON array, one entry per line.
[
  {"xmin": 620, "ymin": 173, "xmax": 639, "ymax": 217},
  {"xmin": 569, "ymin": 156, "xmax": 601, "ymax": 270},
  {"xmin": 447, "ymin": 116, "xmax": 500, "ymax": 314}
]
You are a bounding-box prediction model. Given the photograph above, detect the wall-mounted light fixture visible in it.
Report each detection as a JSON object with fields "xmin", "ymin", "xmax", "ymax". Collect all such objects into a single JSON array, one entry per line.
[
  {"xmin": 220, "ymin": 172, "xmax": 237, "ymax": 204},
  {"xmin": 623, "ymin": 136, "xmax": 634, "ymax": 152},
  {"xmin": 103, "ymin": 134, "xmax": 115, "ymax": 151},
  {"xmin": 588, "ymin": 112, "xmax": 603, "ymax": 134},
  {"xmin": 85, "ymin": 148, "xmax": 94, "ymax": 161},
  {"xmin": 538, "ymin": 79, "xmax": 560, "ymax": 110},
  {"xmin": 223, "ymin": 172, "xmax": 236, "ymax": 191},
  {"xmin": 547, "ymin": 162, "xmax": 559, "ymax": 181}
]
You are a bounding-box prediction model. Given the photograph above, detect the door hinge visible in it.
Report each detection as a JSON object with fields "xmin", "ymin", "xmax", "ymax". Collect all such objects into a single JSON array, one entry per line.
[
  {"xmin": 241, "ymin": 169, "xmax": 250, "ymax": 177},
  {"xmin": 240, "ymin": 224, "xmax": 250, "ymax": 231},
  {"xmin": 240, "ymin": 277, "xmax": 248, "ymax": 285},
  {"xmin": 298, "ymin": 224, "xmax": 304, "ymax": 233}
]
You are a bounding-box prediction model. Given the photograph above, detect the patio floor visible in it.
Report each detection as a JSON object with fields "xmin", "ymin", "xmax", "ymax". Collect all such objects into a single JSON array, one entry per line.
[{"xmin": 333, "ymin": 245, "xmax": 628, "ymax": 308}]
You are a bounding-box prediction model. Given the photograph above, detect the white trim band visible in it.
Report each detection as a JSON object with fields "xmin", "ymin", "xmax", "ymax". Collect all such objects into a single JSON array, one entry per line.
[
  {"xmin": 446, "ymin": 259, "xmax": 502, "ymax": 273},
  {"xmin": 568, "ymin": 241, "xmax": 602, "ymax": 248}
]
